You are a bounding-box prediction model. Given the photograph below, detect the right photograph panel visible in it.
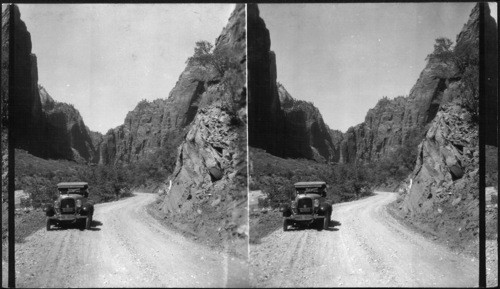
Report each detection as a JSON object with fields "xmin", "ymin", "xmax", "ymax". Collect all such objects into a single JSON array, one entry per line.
[{"xmin": 247, "ymin": 3, "xmax": 497, "ymax": 287}]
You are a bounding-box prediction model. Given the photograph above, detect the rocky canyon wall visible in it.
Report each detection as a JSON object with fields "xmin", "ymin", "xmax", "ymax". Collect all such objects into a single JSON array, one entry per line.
[
  {"xmin": 151, "ymin": 4, "xmax": 248, "ymax": 255},
  {"xmin": 3, "ymin": 5, "xmax": 99, "ymax": 163},
  {"xmin": 248, "ymin": 4, "xmax": 338, "ymax": 163}
]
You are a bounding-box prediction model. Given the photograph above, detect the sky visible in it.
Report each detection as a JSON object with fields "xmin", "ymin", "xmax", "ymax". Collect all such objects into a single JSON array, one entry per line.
[
  {"xmin": 260, "ymin": 3, "xmax": 493, "ymax": 132},
  {"xmin": 16, "ymin": 4, "xmax": 235, "ymax": 134}
]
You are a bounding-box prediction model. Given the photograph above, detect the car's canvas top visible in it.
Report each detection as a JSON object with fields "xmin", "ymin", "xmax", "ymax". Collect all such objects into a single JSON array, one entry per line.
[
  {"xmin": 294, "ymin": 181, "xmax": 326, "ymax": 188},
  {"xmin": 57, "ymin": 182, "xmax": 88, "ymax": 189}
]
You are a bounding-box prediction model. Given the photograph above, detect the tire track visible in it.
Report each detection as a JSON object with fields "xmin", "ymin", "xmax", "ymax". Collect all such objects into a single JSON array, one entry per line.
[
  {"xmin": 14, "ymin": 192, "xmax": 248, "ymax": 288},
  {"xmin": 250, "ymin": 191, "xmax": 478, "ymax": 287}
]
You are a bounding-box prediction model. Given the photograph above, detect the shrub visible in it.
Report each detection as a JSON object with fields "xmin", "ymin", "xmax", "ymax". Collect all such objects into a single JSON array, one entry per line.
[
  {"xmin": 427, "ymin": 37, "xmax": 479, "ymax": 119},
  {"xmin": 187, "ymin": 41, "xmax": 240, "ymax": 78}
]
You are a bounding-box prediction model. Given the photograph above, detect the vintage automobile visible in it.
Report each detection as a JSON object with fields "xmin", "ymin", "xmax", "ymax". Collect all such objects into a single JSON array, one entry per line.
[
  {"xmin": 44, "ymin": 182, "xmax": 94, "ymax": 230},
  {"xmin": 279, "ymin": 181, "xmax": 332, "ymax": 231}
]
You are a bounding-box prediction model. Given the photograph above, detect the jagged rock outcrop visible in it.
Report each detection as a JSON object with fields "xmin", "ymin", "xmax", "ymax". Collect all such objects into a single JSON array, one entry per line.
[
  {"xmin": 338, "ymin": 4, "xmax": 494, "ymax": 165},
  {"xmin": 152, "ymin": 4, "xmax": 247, "ymax": 255},
  {"xmin": 397, "ymin": 97, "xmax": 479, "ymax": 247},
  {"xmin": 339, "ymin": 48, "xmax": 461, "ymax": 164},
  {"xmin": 2, "ymin": 5, "xmax": 11, "ymax": 202},
  {"xmin": 340, "ymin": 96, "xmax": 409, "ymax": 163},
  {"xmin": 3, "ymin": 5, "xmax": 98, "ymax": 163},
  {"xmin": 98, "ymin": 2, "xmax": 248, "ymax": 167},
  {"xmin": 484, "ymin": 4, "xmax": 498, "ymax": 146},
  {"xmin": 390, "ymin": 3, "xmax": 496, "ymax": 250}
]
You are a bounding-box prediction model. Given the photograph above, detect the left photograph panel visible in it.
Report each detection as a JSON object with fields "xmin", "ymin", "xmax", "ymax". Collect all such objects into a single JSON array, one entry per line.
[{"xmin": 1, "ymin": 3, "xmax": 248, "ymax": 287}]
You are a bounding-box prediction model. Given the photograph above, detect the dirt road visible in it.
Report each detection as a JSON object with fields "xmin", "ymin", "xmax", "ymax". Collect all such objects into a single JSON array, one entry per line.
[
  {"xmin": 250, "ymin": 191, "xmax": 478, "ymax": 287},
  {"xmin": 14, "ymin": 192, "xmax": 248, "ymax": 288}
]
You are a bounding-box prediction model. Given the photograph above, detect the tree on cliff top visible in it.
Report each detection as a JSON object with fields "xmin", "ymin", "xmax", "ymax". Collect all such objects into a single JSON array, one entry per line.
[
  {"xmin": 427, "ymin": 37, "xmax": 479, "ymax": 119},
  {"xmin": 187, "ymin": 40, "xmax": 244, "ymax": 114},
  {"xmin": 187, "ymin": 40, "xmax": 238, "ymax": 78}
]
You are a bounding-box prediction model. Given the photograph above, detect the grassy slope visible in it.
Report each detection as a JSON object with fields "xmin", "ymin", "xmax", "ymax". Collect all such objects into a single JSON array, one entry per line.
[
  {"xmin": 13, "ymin": 149, "xmax": 133, "ymax": 243},
  {"xmin": 13, "ymin": 150, "xmax": 89, "ymax": 243}
]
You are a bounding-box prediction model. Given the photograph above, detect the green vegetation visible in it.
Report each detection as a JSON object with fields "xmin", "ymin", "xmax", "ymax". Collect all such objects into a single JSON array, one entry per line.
[
  {"xmin": 124, "ymin": 143, "xmax": 179, "ymax": 189},
  {"xmin": 250, "ymin": 148, "xmax": 374, "ymax": 209},
  {"xmin": 187, "ymin": 41, "xmax": 240, "ymax": 78},
  {"xmin": 188, "ymin": 40, "xmax": 245, "ymax": 113},
  {"xmin": 15, "ymin": 150, "xmax": 133, "ymax": 208}
]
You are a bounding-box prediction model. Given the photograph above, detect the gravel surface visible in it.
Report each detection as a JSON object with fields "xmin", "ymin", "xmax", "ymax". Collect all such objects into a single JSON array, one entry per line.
[
  {"xmin": 486, "ymin": 239, "xmax": 498, "ymax": 287},
  {"xmin": 13, "ymin": 192, "xmax": 248, "ymax": 287},
  {"xmin": 250, "ymin": 191, "xmax": 479, "ymax": 287}
]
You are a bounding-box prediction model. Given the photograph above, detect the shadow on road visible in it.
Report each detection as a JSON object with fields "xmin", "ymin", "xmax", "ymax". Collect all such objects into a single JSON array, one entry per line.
[
  {"xmin": 89, "ymin": 220, "xmax": 103, "ymax": 231},
  {"xmin": 324, "ymin": 220, "xmax": 341, "ymax": 231},
  {"xmin": 287, "ymin": 219, "xmax": 341, "ymax": 232},
  {"xmin": 51, "ymin": 219, "xmax": 103, "ymax": 231}
]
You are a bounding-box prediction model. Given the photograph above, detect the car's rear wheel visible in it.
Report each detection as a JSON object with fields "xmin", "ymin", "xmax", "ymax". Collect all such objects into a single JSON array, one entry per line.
[
  {"xmin": 85, "ymin": 215, "xmax": 92, "ymax": 230},
  {"xmin": 323, "ymin": 212, "xmax": 330, "ymax": 230},
  {"xmin": 283, "ymin": 219, "xmax": 289, "ymax": 231},
  {"xmin": 46, "ymin": 219, "xmax": 51, "ymax": 231}
]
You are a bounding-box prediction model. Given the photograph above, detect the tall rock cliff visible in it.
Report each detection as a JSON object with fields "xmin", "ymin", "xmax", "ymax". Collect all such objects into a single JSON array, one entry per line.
[
  {"xmin": 278, "ymin": 83, "xmax": 338, "ymax": 162},
  {"xmin": 2, "ymin": 5, "xmax": 11, "ymax": 201},
  {"xmin": 39, "ymin": 85, "xmax": 100, "ymax": 162},
  {"xmin": 7, "ymin": 4, "xmax": 45, "ymax": 158},
  {"xmin": 338, "ymin": 4, "xmax": 495, "ymax": 165},
  {"xmin": 339, "ymin": 42, "xmax": 463, "ymax": 164},
  {"xmin": 98, "ymin": 4, "xmax": 248, "ymax": 167},
  {"xmin": 391, "ymin": 3, "xmax": 495, "ymax": 251},
  {"xmin": 484, "ymin": 4, "xmax": 498, "ymax": 146},
  {"xmin": 248, "ymin": 4, "xmax": 337, "ymax": 162},
  {"xmin": 248, "ymin": 4, "xmax": 285, "ymax": 158},
  {"xmin": 97, "ymin": 63, "xmax": 210, "ymax": 165},
  {"xmin": 151, "ymin": 4, "xmax": 247, "ymax": 256},
  {"xmin": 3, "ymin": 5, "xmax": 99, "ymax": 163}
]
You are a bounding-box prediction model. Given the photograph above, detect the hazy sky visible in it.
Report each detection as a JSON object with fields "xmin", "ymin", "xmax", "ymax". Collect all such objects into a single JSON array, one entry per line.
[
  {"xmin": 260, "ymin": 3, "xmax": 486, "ymax": 132},
  {"xmin": 17, "ymin": 4, "xmax": 235, "ymax": 134}
]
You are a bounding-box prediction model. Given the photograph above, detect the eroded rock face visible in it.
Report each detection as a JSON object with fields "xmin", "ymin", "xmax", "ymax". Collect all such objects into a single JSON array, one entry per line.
[
  {"xmin": 39, "ymin": 86, "xmax": 100, "ymax": 162},
  {"xmin": 483, "ymin": 4, "xmax": 498, "ymax": 146},
  {"xmin": 338, "ymin": 4, "xmax": 492, "ymax": 165},
  {"xmin": 341, "ymin": 96, "xmax": 409, "ymax": 163},
  {"xmin": 2, "ymin": 5, "xmax": 11, "ymax": 201},
  {"xmin": 7, "ymin": 5, "xmax": 45, "ymax": 158},
  {"xmin": 338, "ymin": 54, "xmax": 460, "ymax": 164},
  {"xmin": 248, "ymin": 4, "xmax": 285, "ymax": 158},
  {"xmin": 248, "ymin": 4, "xmax": 337, "ymax": 162},
  {"xmin": 403, "ymin": 101, "xmax": 479, "ymax": 215},
  {"xmin": 4, "ymin": 5, "xmax": 98, "ymax": 163},
  {"xmin": 97, "ymin": 64, "xmax": 207, "ymax": 165},
  {"xmin": 393, "ymin": 3, "xmax": 491, "ymax": 248},
  {"xmin": 278, "ymin": 83, "xmax": 337, "ymax": 162},
  {"xmin": 153, "ymin": 4, "xmax": 248, "ymax": 255},
  {"xmin": 97, "ymin": 4, "xmax": 250, "ymax": 166}
]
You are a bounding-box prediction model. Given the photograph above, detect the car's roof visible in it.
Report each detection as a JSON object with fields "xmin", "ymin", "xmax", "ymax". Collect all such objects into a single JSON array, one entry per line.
[
  {"xmin": 294, "ymin": 181, "xmax": 326, "ymax": 188},
  {"xmin": 57, "ymin": 182, "xmax": 88, "ymax": 189}
]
